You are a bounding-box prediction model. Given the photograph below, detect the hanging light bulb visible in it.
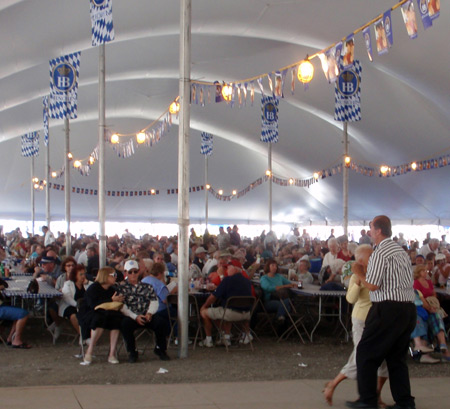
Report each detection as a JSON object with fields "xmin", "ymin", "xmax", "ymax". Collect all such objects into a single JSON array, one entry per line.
[
  {"xmin": 73, "ymin": 160, "xmax": 82, "ymax": 168},
  {"xmin": 110, "ymin": 133, "xmax": 119, "ymax": 144},
  {"xmin": 218, "ymin": 189, "xmax": 223, "ymax": 195},
  {"xmin": 42, "ymin": 180, "xmax": 47, "ymax": 186},
  {"xmin": 39, "ymin": 185, "xmax": 44, "ymax": 191},
  {"xmin": 136, "ymin": 131, "xmax": 146, "ymax": 144},
  {"xmin": 221, "ymin": 83, "xmax": 233, "ymax": 101},
  {"xmin": 265, "ymin": 169, "xmax": 272, "ymax": 177},
  {"xmin": 89, "ymin": 156, "xmax": 95, "ymax": 165},
  {"xmin": 232, "ymin": 190, "xmax": 237, "ymax": 195},
  {"xmin": 289, "ymin": 178, "xmax": 294, "ymax": 185},
  {"xmin": 51, "ymin": 171, "xmax": 57, "ymax": 178},
  {"xmin": 297, "ymin": 59, "xmax": 314, "ymax": 83},
  {"xmin": 206, "ymin": 184, "xmax": 211, "ymax": 190},
  {"xmin": 380, "ymin": 165, "xmax": 389, "ymax": 174},
  {"xmin": 344, "ymin": 156, "xmax": 351, "ymax": 166},
  {"xmin": 32, "ymin": 177, "xmax": 39, "ymax": 183},
  {"xmin": 411, "ymin": 162, "xmax": 417, "ymax": 171},
  {"xmin": 150, "ymin": 189, "xmax": 156, "ymax": 195},
  {"xmin": 67, "ymin": 152, "xmax": 73, "ymax": 160},
  {"xmin": 313, "ymin": 172, "xmax": 319, "ymax": 180},
  {"xmin": 33, "ymin": 183, "xmax": 39, "ymax": 189},
  {"xmin": 169, "ymin": 100, "xmax": 180, "ymax": 114}
]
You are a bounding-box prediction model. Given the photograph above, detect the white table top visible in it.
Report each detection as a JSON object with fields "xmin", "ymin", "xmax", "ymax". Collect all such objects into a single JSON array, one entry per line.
[{"xmin": 2, "ymin": 275, "xmax": 62, "ymax": 299}]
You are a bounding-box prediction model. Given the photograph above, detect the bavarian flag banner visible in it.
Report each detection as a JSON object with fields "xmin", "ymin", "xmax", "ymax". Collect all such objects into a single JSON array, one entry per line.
[
  {"xmin": 90, "ymin": 0, "xmax": 115, "ymax": 46},
  {"xmin": 200, "ymin": 132, "xmax": 213, "ymax": 156},
  {"xmin": 21, "ymin": 131, "xmax": 39, "ymax": 157},
  {"xmin": 49, "ymin": 52, "xmax": 81, "ymax": 119},
  {"xmin": 334, "ymin": 60, "xmax": 362, "ymax": 122},
  {"xmin": 43, "ymin": 96, "xmax": 49, "ymax": 146},
  {"xmin": 261, "ymin": 96, "xmax": 279, "ymax": 143}
]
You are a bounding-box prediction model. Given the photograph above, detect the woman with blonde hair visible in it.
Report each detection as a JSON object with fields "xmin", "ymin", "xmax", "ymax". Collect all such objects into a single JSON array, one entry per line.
[
  {"xmin": 81, "ymin": 267, "xmax": 124, "ymax": 365},
  {"xmin": 323, "ymin": 244, "xmax": 388, "ymax": 406}
]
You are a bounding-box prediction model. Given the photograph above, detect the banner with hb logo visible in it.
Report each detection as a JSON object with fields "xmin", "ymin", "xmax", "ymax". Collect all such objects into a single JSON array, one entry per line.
[
  {"xmin": 90, "ymin": 0, "xmax": 115, "ymax": 46},
  {"xmin": 48, "ymin": 52, "xmax": 81, "ymax": 119},
  {"xmin": 334, "ymin": 60, "xmax": 362, "ymax": 122}
]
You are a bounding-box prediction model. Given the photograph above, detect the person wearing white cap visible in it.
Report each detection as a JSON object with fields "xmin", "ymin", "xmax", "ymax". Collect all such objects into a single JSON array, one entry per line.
[
  {"xmin": 118, "ymin": 259, "xmax": 168, "ymax": 362},
  {"xmin": 193, "ymin": 246, "xmax": 207, "ymax": 271},
  {"xmin": 433, "ymin": 253, "xmax": 450, "ymax": 287}
]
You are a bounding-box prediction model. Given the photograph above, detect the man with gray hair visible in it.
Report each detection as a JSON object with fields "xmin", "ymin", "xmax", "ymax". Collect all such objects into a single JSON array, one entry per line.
[{"xmin": 418, "ymin": 238, "xmax": 439, "ymax": 257}]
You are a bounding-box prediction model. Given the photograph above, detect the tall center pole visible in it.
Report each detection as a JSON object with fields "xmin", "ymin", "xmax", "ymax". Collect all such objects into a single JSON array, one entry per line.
[
  {"xmin": 31, "ymin": 156, "xmax": 35, "ymax": 236},
  {"xmin": 98, "ymin": 43, "xmax": 107, "ymax": 268},
  {"xmin": 45, "ymin": 133, "xmax": 51, "ymax": 229},
  {"xmin": 177, "ymin": 0, "xmax": 191, "ymax": 359},
  {"xmin": 268, "ymin": 143, "xmax": 273, "ymax": 232},
  {"xmin": 64, "ymin": 118, "xmax": 71, "ymax": 256},
  {"xmin": 343, "ymin": 122, "xmax": 349, "ymax": 237},
  {"xmin": 204, "ymin": 155, "xmax": 209, "ymax": 232}
]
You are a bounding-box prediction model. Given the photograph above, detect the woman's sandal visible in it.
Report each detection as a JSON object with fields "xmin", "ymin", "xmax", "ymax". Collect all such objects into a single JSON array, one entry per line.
[{"xmin": 11, "ymin": 343, "xmax": 31, "ymax": 349}]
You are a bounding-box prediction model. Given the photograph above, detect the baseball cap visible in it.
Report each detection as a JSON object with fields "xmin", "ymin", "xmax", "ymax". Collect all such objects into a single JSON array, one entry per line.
[
  {"xmin": 124, "ymin": 260, "xmax": 139, "ymax": 271},
  {"xmin": 40, "ymin": 256, "xmax": 58, "ymax": 264},
  {"xmin": 435, "ymin": 253, "xmax": 446, "ymax": 261}
]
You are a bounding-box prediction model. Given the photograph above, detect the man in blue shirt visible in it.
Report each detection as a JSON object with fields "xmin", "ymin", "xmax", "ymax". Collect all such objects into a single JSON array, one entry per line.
[{"xmin": 200, "ymin": 262, "xmax": 252, "ymax": 347}]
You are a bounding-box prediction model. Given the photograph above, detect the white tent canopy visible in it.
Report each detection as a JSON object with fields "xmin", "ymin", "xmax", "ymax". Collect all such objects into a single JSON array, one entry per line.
[{"xmin": 0, "ymin": 0, "xmax": 449, "ymax": 226}]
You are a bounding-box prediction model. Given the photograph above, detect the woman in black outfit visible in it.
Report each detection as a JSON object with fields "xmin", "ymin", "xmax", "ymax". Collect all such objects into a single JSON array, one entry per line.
[{"xmin": 81, "ymin": 266, "xmax": 124, "ymax": 365}]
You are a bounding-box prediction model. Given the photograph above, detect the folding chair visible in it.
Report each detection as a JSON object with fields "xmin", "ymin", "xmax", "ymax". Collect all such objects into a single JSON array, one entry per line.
[
  {"xmin": 118, "ymin": 327, "xmax": 155, "ymax": 357},
  {"xmin": 252, "ymin": 287, "xmax": 278, "ymax": 338},
  {"xmin": 218, "ymin": 296, "xmax": 257, "ymax": 352},
  {"xmin": 166, "ymin": 294, "xmax": 204, "ymax": 349},
  {"xmin": 276, "ymin": 296, "xmax": 310, "ymax": 344}
]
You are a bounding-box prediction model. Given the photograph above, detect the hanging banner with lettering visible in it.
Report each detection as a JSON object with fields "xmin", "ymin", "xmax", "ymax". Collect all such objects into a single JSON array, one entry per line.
[
  {"xmin": 427, "ymin": 0, "xmax": 440, "ymax": 21},
  {"xmin": 362, "ymin": 27, "xmax": 373, "ymax": 62},
  {"xmin": 374, "ymin": 18, "xmax": 389, "ymax": 55},
  {"xmin": 401, "ymin": 1, "xmax": 419, "ymax": 39},
  {"xmin": 90, "ymin": 0, "xmax": 115, "ymax": 46},
  {"xmin": 416, "ymin": 0, "xmax": 432, "ymax": 29},
  {"xmin": 43, "ymin": 96, "xmax": 49, "ymax": 146},
  {"xmin": 21, "ymin": 131, "xmax": 40, "ymax": 157},
  {"xmin": 200, "ymin": 132, "xmax": 213, "ymax": 156},
  {"xmin": 342, "ymin": 35, "xmax": 355, "ymax": 69},
  {"xmin": 334, "ymin": 60, "xmax": 362, "ymax": 122},
  {"xmin": 48, "ymin": 52, "xmax": 81, "ymax": 119},
  {"xmin": 383, "ymin": 10, "xmax": 393, "ymax": 47},
  {"xmin": 261, "ymin": 96, "xmax": 279, "ymax": 143}
]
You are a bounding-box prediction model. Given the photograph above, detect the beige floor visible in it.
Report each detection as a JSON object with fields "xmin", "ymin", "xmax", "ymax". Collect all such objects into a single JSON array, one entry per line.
[{"xmin": 1, "ymin": 378, "xmax": 448, "ymax": 409}]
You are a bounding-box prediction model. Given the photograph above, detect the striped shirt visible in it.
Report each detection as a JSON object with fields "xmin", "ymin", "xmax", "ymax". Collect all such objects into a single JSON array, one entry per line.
[{"xmin": 366, "ymin": 238, "xmax": 415, "ymax": 303}]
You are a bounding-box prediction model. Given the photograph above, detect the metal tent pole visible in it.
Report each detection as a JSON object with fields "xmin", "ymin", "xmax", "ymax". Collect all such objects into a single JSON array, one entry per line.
[
  {"xmin": 204, "ymin": 155, "xmax": 209, "ymax": 232},
  {"xmin": 64, "ymin": 118, "xmax": 71, "ymax": 256},
  {"xmin": 343, "ymin": 122, "xmax": 349, "ymax": 236},
  {"xmin": 98, "ymin": 43, "xmax": 107, "ymax": 268},
  {"xmin": 45, "ymin": 131, "xmax": 51, "ymax": 229},
  {"xmin": 177, "ymin": 0, "xmax": 191, "ymax": 359},
  {"xmin": 268, "ymin": 143, "xmax": 273, "ymax": 232},
  {"xmin": 31, "ymin": 156, "xmax": 35, "ymax": 236}
]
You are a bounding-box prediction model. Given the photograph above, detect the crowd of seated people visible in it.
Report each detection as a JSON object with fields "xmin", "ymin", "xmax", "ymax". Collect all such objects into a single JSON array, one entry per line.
[{"xmin": 1, "ymin": 225, "xmax": 449, "ymax": 365}]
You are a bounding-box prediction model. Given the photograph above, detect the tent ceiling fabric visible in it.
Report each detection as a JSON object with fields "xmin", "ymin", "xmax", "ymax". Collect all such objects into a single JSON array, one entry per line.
[{"xmin": 0, "ymin": 1, "xmax": 449, "ymax": 225}]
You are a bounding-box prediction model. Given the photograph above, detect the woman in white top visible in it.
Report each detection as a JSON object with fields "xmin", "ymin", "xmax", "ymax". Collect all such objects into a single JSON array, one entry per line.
[{"xmin": 59, "ymin": 264, "xmax": 92, "ymax": 335}]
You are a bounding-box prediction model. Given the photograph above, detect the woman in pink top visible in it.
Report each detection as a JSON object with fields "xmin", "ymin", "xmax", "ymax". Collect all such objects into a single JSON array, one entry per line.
[{"xmin": 413, "ymin": 265, "xmax": 436, "ymax": 298}]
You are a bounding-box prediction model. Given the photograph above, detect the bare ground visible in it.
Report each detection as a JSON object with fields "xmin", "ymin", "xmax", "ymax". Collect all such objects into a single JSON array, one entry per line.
[{"xmin": 1, "ymin": 318, "xmax": 449, "ymax": 388}]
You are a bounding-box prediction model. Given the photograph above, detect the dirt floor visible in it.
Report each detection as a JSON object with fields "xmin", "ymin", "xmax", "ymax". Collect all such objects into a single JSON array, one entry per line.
[{"xmin": 1, "ymin": 318, "xmax": 450, "ymax": 388}]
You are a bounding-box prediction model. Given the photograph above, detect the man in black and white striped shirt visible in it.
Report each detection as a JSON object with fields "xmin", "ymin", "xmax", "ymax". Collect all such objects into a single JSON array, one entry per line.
[{"xmin": 346, "ymin": 215, "xmax": 416, "ymax": 409}]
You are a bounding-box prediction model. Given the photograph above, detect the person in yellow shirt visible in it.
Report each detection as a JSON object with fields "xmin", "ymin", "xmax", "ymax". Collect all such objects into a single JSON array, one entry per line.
[{"xmin": 323, "ymin": 245, "xmax": 388, "ymax": 406}]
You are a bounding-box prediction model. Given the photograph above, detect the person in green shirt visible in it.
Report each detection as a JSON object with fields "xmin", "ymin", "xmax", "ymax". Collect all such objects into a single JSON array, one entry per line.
[{"xmin": 260, "ymin": 259, "xmax": 296, "ymax": 323}]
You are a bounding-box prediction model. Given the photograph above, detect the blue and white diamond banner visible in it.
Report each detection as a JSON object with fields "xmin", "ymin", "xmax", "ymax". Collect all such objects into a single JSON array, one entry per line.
[
  {"xmin": 21, "ymin": 131, "xmax": 40, "ymax": 157},
  {"xmin": 90, "ymin": 0, "xmax": 115, "ymax": 46},
  {"xmin": 261, "ymin": 96, "xmax": 279, "ymax": 143},
  {"xmin": 334, "ymin": 60, "xmax": 362, "ymax": 122},
  {"xmin": 43, "ymin": 96, "xmax": 49, "ymax": 146},
  {"xmin": 49, "ymin": 52, "xmax": 81, "ymax": 119},
  {"xmin": 200, "ymin": 132, "xmax": 213, "ymax": 156}
]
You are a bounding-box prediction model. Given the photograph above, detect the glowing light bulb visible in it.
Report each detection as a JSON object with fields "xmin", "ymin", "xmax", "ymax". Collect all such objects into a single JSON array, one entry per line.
[
  {"xmin": 32, "ymin": 177, "xmax": 39, "ymax": 183},
  {"xmin": 51, "ymin": 171, "xmax": 57, "ymax": 178},
  {"xmin": 39, "ymin": 185, "xmax": 44, "ymax": 190},
  {"xmin": 313, "ymin": 172, "xmax": 319, "ymax": 180},
  {"xmin": 42, "ymin": 180, "xmax": 47, "ymax": 186},
  {"xmin": 206, "ymin": 184, "xmax": 211, "ymax": 190},
  {"xmin": 89, "ymin": 156, "xmax": 95, "ymax": 165},
  {"xmin": 344, "ymin": 156, "xmax": 351, "ymax": 165},
  {"xmin": 380, "ymin": 165, "xmax": 389, "ymax": 174},
  {"xmin": 136, "ymin": 132, "xmax": 146, "ymax": 144},
  {"xmin": 33, "ymin": 183, "xmax": 39, "ymax": 189},
  {"xmin": 411, "ymin": 162, "xmax": 417, "ymax": 170},
  {"xmin": 289, "ymin": 178, "xmax": 294, "ymax": 185},
  {"xmin": 73, "ymin": 160, "xmax": 81, "ymax": 168},
  {"xmin": 110, "ymin": 133, "xmax": 119, "ymax": 144},
  {"xmin": 150, "ymin": 189, "xmax": 156, "ymax": 195},
  {"xmin": 67, "ymin": 152, "xmax": 73, "ymax": 160},
  {"xmin": 218, "ymin": 189, "xmax": 223, "ymax": 195},
  {"xmin": 265, "ymin": 170, "xmax": 272, "ymax": 177},
  {"xmin": 232, "ymin": 190, "xmax": 237, "ymax": 195},
  {"xmin": 297, "ymin": 60, "xmax": 314, "ymax": 83},
  {"xmin": 169, "ymin": 101, "xmax": 180, "ymax": 114},
  {"xmin": 222, "ymin": 84, "xmax": 233, "ymax": 101}
]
